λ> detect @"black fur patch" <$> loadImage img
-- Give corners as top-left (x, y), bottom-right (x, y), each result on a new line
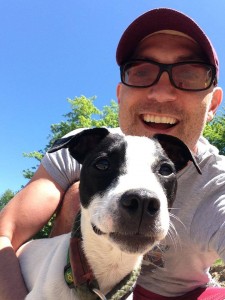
top-left (79, 133), bottom-right (126, 208)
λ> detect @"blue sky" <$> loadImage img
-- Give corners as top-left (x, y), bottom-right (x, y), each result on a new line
top-left (1, 0), bottom-right (225, 195)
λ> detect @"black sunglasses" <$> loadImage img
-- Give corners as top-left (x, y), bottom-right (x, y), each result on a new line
top-left (120, 59), bottom-right (217, 91)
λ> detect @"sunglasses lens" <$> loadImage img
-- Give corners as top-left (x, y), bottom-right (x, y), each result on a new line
top-left (172, 63), bottom-right (214, 90)
top-left (122, 61), bottom-right (159, 87)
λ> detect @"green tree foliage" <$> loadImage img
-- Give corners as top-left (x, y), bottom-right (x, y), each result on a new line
top-left (23, 95), bottom-right (119, 179)
top-left (203, 109), bottom-right (225, 155)
top-left (48, 95), bottom-right (119, 145)
top-left (0, 189), bottom-right (15, 210)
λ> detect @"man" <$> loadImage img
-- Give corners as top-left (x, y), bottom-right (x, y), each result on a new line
top-left (0, 7), bottom-right (224, 300)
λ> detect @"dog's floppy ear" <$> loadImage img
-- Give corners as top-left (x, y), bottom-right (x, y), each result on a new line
top-left (154, 134), bottom-right (201, 174)
top-left (48, 128), bottom-right (110, 164)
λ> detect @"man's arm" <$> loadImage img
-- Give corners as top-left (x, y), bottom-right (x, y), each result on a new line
top-left (0, 164), bottom-right (65, 300)
top-left (50, 181), bottom-right (80, 237)
top-left (0, 238), bottom-right (28, 300)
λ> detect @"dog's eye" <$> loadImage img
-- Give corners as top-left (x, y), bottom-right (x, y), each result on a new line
top-left (158, 163), bottom-right (174, 176)
top-left (95, 159), bottom-right (110, 171)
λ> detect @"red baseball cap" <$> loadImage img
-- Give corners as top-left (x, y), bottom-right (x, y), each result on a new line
top-left (116, 8), bottom-right (219, 78)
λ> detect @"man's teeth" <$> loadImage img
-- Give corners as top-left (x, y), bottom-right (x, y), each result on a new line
top-left (143, 115), bottom-right (176, 124)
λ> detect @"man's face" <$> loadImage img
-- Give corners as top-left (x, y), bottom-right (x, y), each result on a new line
top-left (117, 33), bottom-right (222, 152)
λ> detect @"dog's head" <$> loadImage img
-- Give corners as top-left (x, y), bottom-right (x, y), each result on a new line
top-left (49, 128), bottom-right (201, 254)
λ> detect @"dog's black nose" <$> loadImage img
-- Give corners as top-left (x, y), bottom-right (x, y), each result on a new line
top-left (120, 189), bottom-right (160, 217)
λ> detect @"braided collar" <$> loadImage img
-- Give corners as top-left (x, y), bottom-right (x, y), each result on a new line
top-left (64, 212), bottom-right (140, 299)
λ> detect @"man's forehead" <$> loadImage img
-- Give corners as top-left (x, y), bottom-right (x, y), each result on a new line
top-left (141, 30), bottom-right (197, 44)
top-left (133, 31), bottom-right (207, 62)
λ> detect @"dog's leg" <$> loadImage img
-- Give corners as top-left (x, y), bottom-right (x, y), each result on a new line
top-left (50, 182), bottom-right (80, 237)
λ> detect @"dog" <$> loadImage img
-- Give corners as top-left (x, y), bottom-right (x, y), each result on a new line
top-left (17, 128), bottom-right (201, 299)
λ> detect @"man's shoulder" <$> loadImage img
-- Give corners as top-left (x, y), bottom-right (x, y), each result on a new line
top-left (197, 136), bottom-right (225, 168)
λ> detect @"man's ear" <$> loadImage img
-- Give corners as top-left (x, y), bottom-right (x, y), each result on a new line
top-left (207, 87), bottom-right (223, 122)
top-left (48, 128), bottom-right (110, 164)
top-left (154, 134), bottom-right (202, 174)
top-left (117, 83), bottom-right (122, 104)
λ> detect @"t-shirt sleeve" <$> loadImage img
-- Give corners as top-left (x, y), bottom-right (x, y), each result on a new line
top-left (41, 147), bottom-right (80, 191)
top-left (191, 191), bottom-right (225, 260)
top-left (207, 194), bottom-right (225, 260)
top-left (40, 127), bottom-right (86, 192)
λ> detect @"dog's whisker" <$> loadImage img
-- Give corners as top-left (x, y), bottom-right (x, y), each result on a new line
top-left (153, 244), bottom-right (163, 252)
top-left (169, 213), bottom-right (186, 229)
top-left (167, 213), bottom-right (185, 251)
top-left (167, 222), bottom-right (180, 251)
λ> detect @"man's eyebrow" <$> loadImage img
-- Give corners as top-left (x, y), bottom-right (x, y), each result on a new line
top-left (176, 54), bottom-right (206, 62)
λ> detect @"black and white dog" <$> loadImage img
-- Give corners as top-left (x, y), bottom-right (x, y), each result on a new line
top-left (17, 128), bottom-right (201, 299)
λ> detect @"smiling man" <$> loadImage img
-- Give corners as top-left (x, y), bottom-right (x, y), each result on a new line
top-left (116, 11), bottom-right (220, 153)
top-left (0, 7), bottom-right (225, 300)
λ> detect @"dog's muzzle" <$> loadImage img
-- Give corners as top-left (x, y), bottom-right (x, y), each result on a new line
top-left (91, 189), bottom-right (167, 253)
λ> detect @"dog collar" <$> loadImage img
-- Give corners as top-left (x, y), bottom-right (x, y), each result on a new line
top-left (64, 212), bottom-right (140, 299)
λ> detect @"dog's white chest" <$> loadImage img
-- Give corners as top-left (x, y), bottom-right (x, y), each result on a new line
top-left (18, 233), bottom-right (77, 299)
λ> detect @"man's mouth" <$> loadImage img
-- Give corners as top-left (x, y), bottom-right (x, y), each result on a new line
top-left (142, 114), bottom-right (178, 130)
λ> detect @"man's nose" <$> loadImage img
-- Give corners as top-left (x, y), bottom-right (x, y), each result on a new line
top-left (147, 71), bottom-right (177, 102)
